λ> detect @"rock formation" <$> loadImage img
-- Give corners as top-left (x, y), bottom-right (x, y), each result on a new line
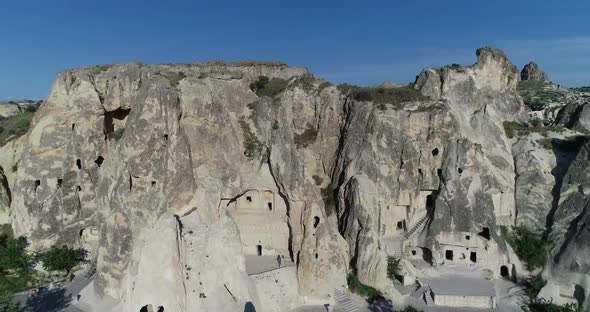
top-left (521, 62), bottom-right (549, 82)
top-left (0, 48), bottom-right (588, 311)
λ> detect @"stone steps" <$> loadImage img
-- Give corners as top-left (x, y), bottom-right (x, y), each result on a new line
top-left (404, 215), bottom-right (429, 239)
top-left (334, 288), bottom-right (359, 312)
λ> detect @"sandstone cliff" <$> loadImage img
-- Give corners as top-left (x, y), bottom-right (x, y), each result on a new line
top-left (0, 48), bottom-right (588, 311)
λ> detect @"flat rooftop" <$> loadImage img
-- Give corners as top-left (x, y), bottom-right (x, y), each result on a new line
top-left (425, 277), bottom-right (495, 297)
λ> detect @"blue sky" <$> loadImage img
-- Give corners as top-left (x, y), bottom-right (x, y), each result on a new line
top-left (1, 0), bottom-right (589, 100)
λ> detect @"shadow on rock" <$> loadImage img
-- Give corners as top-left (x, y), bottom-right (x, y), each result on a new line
top-left (244, 301), bottom-right (257, 312)
top-left (25, 287), bottom-right (73, 312)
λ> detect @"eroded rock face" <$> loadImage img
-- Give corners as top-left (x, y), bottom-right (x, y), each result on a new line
top-left (1, 48), bottom-right (588, 311)
top-left (521, 62), bottom-right (549, 82)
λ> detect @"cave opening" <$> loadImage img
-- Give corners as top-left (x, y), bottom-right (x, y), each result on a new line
top-left (397, 221), bottom-right (403, 230)
top-left (426, 195), bottom-right (433, 209)
top-left (151, 181), bottom-right (156, 187)
top-left (76, 159), bottom-right (81, 170)
top-left (103, 108), bottom-right (131, 136)
top-left (95, 156), bottom-right (104, 167)
top-left (458, 168), bottom-right (463, 174)
top-left (500, 265), bottom-right (509, 278)
top-left (445, 250), bottom-right (453, 261)
top-left (478, 227), bottom-right (491, 240)
top-left (432, 148), bottom-right (439, 156)
top-left (470, 252), bottom-right (477, 263)
top-left (267, 202), bottom-right (272, 211)
top-left (574, 285), bottom-right (586, 306)
top-left (34, 180), bottom-right (40, 192)
top-left (313, 216), bottom-right (320, 228)
top-left (164, 134), bottom-right (169, 141)
top-left (246, 196), bottom-right (252, 202)
top-left (57, 178), bottom-right (63, 187)
top-left (257, 245), bottom-right (262, 256)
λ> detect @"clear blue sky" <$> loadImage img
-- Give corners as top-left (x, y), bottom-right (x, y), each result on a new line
top-left (1, 0), bottom-right (589, 100)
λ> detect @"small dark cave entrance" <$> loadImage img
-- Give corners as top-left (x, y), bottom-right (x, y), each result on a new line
top-left (445, 250), bottom-right (453, 261)
top-left (478, 227), bottom-right (490, 240)
top-left (257, 245), bottom-right (262, 256)
top-left (431, 148), bottom-right (439, 156)
top-left (420, 247), bottom-right (433, 264)
top-left (470, 252), bottom-right (477, 263)
top-left (95, 156), bottom-right (104, 167)
top-left (104, 108), bottom-right (130, 135)
top-left (574, 285), bottom-right (586, 306)
top-left (313, 216), bottom-right (320, 228)
top-left (500, 265), bottom-right (510, 278)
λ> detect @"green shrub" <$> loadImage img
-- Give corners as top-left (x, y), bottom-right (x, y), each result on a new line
top-left (250, 76), bottom-right (288, 97)
top-left (0, 235), bottom-right (35, 295)
top-left (387, 257), bottom-right (402, 282)
top-left (90, 65), bottom-right (112, 76)
top-left (108, 128), bottom-right (125, 141)
top-left (337, 84), bottom-right (427, 109)
top-left (503, 225), bottom-right (549, 271)
top-left (238, 117), bottom-right (263, 160)
top-left (24, 105), bottom-right (37, 113)
top-left (575, 86), bottom-right (590, 92)
top-left (41, 245), bottom-right (86, 273)
top-left (294, 123), bottom-right (318, 148)
top-left (522, 298), bottom-right (580, 312)
top-left (0, 294), bottom-right (28, 312)
top-left (163, 71), bottom-right (187, 87)
top-left (503, 121), bottom-right (564, 138)
top-left (523, 274), bottom-right (547, 299)
top-left (347, 273), bottom-right (382, 300)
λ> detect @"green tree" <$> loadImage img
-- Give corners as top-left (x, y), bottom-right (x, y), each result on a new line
top-left (522, 298), bottom-right (580, 312)
top-left (503, 225), bottom-right (549, 271)
top-left (387, 257), bottom-right (402, 282)
top-left (41, 246), bottom-right (85, 273)
top-left (0, 294), bottom-right (28, 312)
top-left (0, 236), bottom-right (31, 273)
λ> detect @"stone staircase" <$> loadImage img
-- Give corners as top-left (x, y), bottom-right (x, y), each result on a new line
top-left (386, 239), bottom-right (404, 258)
top-left (403, 215), bottom-right (429, 239)
top-left (334, 288), bottom-right (359, 312)
top-left (410, 285), bottom-right (434, 305)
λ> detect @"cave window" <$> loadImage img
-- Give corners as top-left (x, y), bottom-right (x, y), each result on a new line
top-left (34, 180), bottom-right (40, 191)
top-left (267, 202), bottom-right (272, 211)
top-left (437, 169), bottom-right (442, 178)
top-left (315, 253), bottom-right (318, 259)
top-left (418, 168), bottom-right (422, 175)
top-left (57, 178), bottom-right (63, 187)
top-left (313, 216), bottom-right (320, 228)
top-left (465, 235), bottom-right (470, 240)
top-left (574, 285), bottom-right (585, 306)
top-left (426, 195), bottom-right (433, 209)
top-left (411, 250), bottom-right (417, 256)
top-left (139, 305), bottom-right (151, 312)
top-left (431, 148), bottom-right (439, 156)
top-left (445, 250), bottom-right (453, 261)
top-left (157, 306), bottom-right (164, 312)
top-left (76, 185), bottom-right (82, 192)
top-left (151, 181), bottom-right (156, 187)
top-left (246, 196), bottom-right (252, 203)
top-left (397, 221), bottom-right (403, 230)
top-left (76, 159), bottom-right (81, 170)
top-left (104, 108), bottom-right (130, 135)
top-left (95, 156), bottom-right (104, 167)
top-left (79, 229), bottom-right (84, 238)
top-left (257, 245), bottom-right (262, 256)
top-left (72, 123), bottom-right (75, 131)
top-left (164, 134), bottom-right (169, 141)
top-left (470, 252), bottom-right (477, 263)
top-left (458, 168), bottom-right (463, 174)
top-left (500, 265), bottom-right (509, 278)
top-left (478, 227), bottom-right (490, 240)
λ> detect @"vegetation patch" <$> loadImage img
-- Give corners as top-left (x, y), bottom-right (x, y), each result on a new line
top-left (337, 84), bottom-right (428, 109)
top-left (107, 128), bottom-right (125, 141)
top-left (250, 76), bottom-right (288, 97)
top-left (90, 65), bottom-right (112, 76)
top-left (518, 81), bottom-right (565, 111)
top-left (395, 307), bottom-right (424, 312)
top-left (347, 273), bottom-right (382, 301)
top-left (386, 257), bottom-right (402, 282)
top-left (502, 225), bottom-right (550, 271)
top-left (502, 121), bottom-right (564, 139)
top-left (321, 185), bottom-right (336, 216)
top-left (238, 117), bottom-right (263, 160)
top-left (574, 86), bottom-right (590, 92)
top-left (0, 111), bottom-right (35, 147)
top-left (294, 123), bottom-right (318, 148)
top-left (522, 298), bottom-right (580, 312)
top-left (41, 245), bottom-right (86, 274)
top-left (163, 71), bottom-right (187, 87)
